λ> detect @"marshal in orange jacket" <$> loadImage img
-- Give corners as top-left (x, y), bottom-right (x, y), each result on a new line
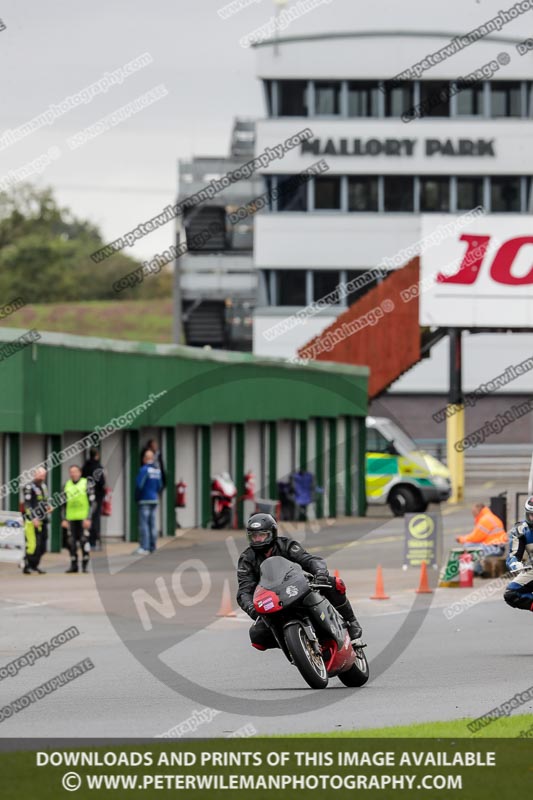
top-left (457, 506), bottom-right (507, 545)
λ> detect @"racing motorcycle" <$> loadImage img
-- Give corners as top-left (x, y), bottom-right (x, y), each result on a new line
top-left (211, 472), bottom-right (237, 529)
top-left (253, 556), bottom-right (369, 689)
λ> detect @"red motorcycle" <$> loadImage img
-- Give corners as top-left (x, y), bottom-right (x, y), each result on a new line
top-left (211, 472), bottom-right (237, 529)
top-left (253, 556), bottom-right (369, 689)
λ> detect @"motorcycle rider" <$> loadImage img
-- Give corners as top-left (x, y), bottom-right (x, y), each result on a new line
top-left (236, 513), bottom-right (363, 650)
top-left (504, 496), bottom-right (533, 611)
top-left (22, 467), bottom-right (51, 574)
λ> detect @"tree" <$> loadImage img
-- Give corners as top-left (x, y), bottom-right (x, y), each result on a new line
top-left (0, 184), bottom-right (171, 302)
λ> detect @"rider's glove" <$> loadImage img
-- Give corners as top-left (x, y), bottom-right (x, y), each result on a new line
top-left (334, 576), bottom-right (346, 594)
top-left (246, 603), bottom-right (259, 620)
top-left (314, 570), bottom-right (330, 586)
top-left (509, 561), bottom-right (523, 573)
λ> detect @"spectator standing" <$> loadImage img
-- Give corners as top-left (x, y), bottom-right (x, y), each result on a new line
top-left (141, 439), bottom-right (166, 488)
top-left (82, 447), bottom-right (106, 550)
top-left (134, 449), bottom-right (163, 554)
top-left (62, 465), bottom-right (96, 574)
top-left (22, 467), bottom-right (51, 575)
top-left (290, 469), bottom-right (316, 521)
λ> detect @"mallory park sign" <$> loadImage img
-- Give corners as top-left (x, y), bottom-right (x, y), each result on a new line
top-left (301, 137), bottom-right (496, 157)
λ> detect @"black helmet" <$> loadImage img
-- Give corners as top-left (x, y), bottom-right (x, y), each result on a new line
top-left (246, 513), bottom-right (278, 552)
top-left (525, 496), bottom-right (533, 526)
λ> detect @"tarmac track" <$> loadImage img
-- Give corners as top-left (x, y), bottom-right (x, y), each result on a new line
top-left (0, 481), bottom-right (531, 738)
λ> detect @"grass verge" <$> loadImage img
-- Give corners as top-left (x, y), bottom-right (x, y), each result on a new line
top-left (284, 714), bottom-right (533, 738)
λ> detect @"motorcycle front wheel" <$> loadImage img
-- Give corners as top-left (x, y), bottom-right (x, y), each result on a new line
top-left (284, 623), bottom-right (328, 689)
top-left (337, 645), bottom-right (369, 687)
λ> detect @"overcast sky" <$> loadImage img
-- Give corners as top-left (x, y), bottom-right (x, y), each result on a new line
top-left (0, 0), bottom-right (523, 260)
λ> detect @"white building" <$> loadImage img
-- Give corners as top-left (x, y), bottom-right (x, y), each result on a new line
top-left (250, 5), bottom-right (533, 437)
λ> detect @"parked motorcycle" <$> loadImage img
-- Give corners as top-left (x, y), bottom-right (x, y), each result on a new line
top-left (253, 556), bottom-right (369, 689)
top-left (211, 472), bottom-right (237, 529)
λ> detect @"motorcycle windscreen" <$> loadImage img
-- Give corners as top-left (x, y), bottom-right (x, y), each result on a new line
top-left (259, 556), bottom-right (302, 588)
top-left (258, 556), bottom-right (310, 603)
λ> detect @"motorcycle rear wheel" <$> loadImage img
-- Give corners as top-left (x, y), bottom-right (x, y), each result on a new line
top-left (284, 623), bottom-right (328, 689)
top-left (338, 645), bottom-right (369, 687)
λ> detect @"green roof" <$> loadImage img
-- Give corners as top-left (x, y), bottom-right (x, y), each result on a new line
top-left (0, 329), bottom-right (368, 433)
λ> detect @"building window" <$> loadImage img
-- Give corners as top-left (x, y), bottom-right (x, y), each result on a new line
top-left (527, 82), bottom-right (533, 117)
top-left (269, 174), bottom-right (530, 214)
top-left (384, 82), bottom-right (414, 117)
top-left (313, 271), bottom-right (341, 304)
top-left (264, 80), bottom-right (274, 116)
top-left (276, 175), bottom-right (308, 211)
top-left (345, 270), bottom-right (381, 306)
top-left (420, 177), bottom-right (450, 212)
top-left (455, 82), bottom-right (484, 116)
top-left (278, 80), bottom-right (309, 116)
top-left (347, 81), bottom-right (380, 116)
top-left (526, 177), bottom-right (533, 213)
top-left (348, 176), bottom-right (378, 211)
top-left (314, 176), bottom-right (341, 210)
top-left (315, 81), bottom-right (341, 115)
top-left (491, 177), bottom-right (521, 212)
top-left (263, 175), bottom-right (276, 211)
top-left (419, 81), bottom-right (451, 117)
top-left (259, 270), bottom-right (274, 305)
top-left (277, 270), bottom-right (306, 306)
top-left (456, 177), bottom-right (484, 211)
top-left (491, 82), bottom-right (521, 117)
top-left (384, 176), bottom-right (414, 211)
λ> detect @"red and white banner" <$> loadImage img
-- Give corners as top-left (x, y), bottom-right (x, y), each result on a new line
top-left (420, 215), bottom-right (533, 327)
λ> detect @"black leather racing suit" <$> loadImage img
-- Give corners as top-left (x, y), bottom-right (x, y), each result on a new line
top-left (23, 480), bottom-right (49, 571)
top-left (236, 536), bottom-right (359, 649)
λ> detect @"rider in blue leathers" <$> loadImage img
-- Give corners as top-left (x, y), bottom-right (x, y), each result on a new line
top-left (504, 497), bottom-right (533, 611)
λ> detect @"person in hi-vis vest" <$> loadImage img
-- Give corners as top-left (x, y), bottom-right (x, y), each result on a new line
top-left (61, 465), bottom-right (96, 573)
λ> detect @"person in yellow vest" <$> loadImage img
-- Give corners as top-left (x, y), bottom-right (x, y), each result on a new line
top-left (456, 502), bottom-right (508, 575)
top-left (61, 465), bottom-right (96, 574)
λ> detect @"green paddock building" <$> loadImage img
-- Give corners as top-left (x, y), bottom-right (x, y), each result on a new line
top-left (0, 329), bottom-right (368, 551)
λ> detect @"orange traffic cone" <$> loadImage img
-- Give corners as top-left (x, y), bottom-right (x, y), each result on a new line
top-left (216, 579), bottom-right (237, 617)
top-left (333, 569), bottom-right (340, 579)
top-left (370, 565), bottom-right (390, 600)
top-left (415, 561), bottom-right (433, 594)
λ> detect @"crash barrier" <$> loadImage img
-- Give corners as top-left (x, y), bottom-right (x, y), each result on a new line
top-left (438, 546), bottom-right (484, 587)
top-left (414, 441), bottom-right (531, 481)
top-left (464, 444), bottom-right (531, 481)
top-left (0, 510), bottom-right (25, 563)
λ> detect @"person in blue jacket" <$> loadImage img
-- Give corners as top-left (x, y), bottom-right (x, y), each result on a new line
top-left (290, 469), bottom-right (316, 521)
top-left (133, 449), bottom-right (163, 554)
